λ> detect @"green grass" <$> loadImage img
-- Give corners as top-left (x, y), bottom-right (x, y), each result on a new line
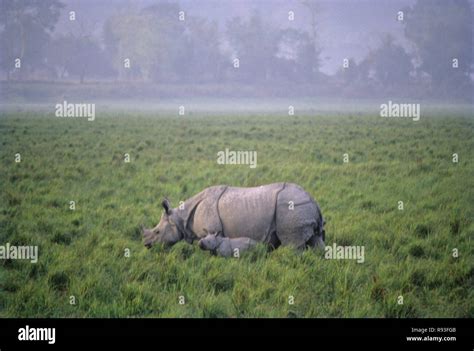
top-left (0, 109), bottom-right (473, 317)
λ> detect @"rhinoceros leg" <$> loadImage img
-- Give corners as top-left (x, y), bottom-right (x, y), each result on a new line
top-left (275, 184), bottom-right (319, 250)
top-left (267, 231), bottom-right (281, 250)
top-left (306, 230), bottom-right (325, 249)
top-left (280, 224), bottom-right (315, 250)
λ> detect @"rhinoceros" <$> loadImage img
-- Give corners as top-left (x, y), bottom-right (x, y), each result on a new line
top-left (198, 233), bottom-right (258, 257)
top-left (142, 182), bottom-right (325, 250)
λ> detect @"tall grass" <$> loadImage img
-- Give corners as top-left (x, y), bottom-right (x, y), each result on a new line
top-left (0, 110), bottom-right (472, 317)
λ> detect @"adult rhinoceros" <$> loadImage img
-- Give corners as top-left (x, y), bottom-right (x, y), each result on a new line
top-left (142, 182), bottom-right (325, 250)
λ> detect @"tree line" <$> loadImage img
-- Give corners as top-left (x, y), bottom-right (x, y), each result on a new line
top-left (0, 0), bottom-right (472, 99)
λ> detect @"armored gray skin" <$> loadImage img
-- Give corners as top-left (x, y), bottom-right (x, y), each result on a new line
top-left (198, 233), bottom-right (258, 257)
top-left (142, 182), bottom-right (325, 250)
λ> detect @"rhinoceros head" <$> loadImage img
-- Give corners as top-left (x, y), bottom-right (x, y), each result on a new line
top-left (143, 199), bottom-right (183, 248)
top-left (198, 233), bottom-right (222, 251)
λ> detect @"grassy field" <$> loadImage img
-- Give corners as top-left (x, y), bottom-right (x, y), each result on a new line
top-left (0, 107), bottom-right (473, 317)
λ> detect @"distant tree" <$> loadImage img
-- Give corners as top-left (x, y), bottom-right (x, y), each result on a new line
top-left (48, 17), bottom-right (115, 83)
top-left (335, 36), bottom-right (413, 97)
top-left (299, 0), bottom-right (323, 81)
top-left (368, 34), bottom-right (413, 89)
top-left (104, 11), bottom-right (167, 81)
top-left (226, 11), bottom-right (280, 83)
top-left (404, 0), bottom-right (473, 95)
top-left (144, 3), bottom-right (184, 83)
top-left (172, 17), bottom-right (226, 83)
top-left (334, 58), bottom-right (361, 85)
top-left (276, 28), bottom-right (321, 83)
top-left (0, 0), bottom-right (63, 80)
top-left (46, 35), bottom-right (75, 80)
top-left (48, 34), bottom-right (114, 83)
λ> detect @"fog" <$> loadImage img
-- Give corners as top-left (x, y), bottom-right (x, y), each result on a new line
top-left (0, 0), bottom-right (473, 108)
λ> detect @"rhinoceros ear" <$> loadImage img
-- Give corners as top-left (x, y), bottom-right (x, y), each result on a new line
top-left (162, 198), bottom-right (171, 215)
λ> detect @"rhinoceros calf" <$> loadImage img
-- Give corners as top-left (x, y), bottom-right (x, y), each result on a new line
top-left (198, 233), bottom-right (257, 257)
top-left (142, 182), bottom-right (325, 250)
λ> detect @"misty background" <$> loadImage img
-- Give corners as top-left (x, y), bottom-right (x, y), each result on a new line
top-left (0, 0), bottom-right (473, 105)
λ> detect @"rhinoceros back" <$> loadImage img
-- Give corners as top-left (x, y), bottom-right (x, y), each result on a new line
top-left (217, 183), bottom-right (285, 242)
